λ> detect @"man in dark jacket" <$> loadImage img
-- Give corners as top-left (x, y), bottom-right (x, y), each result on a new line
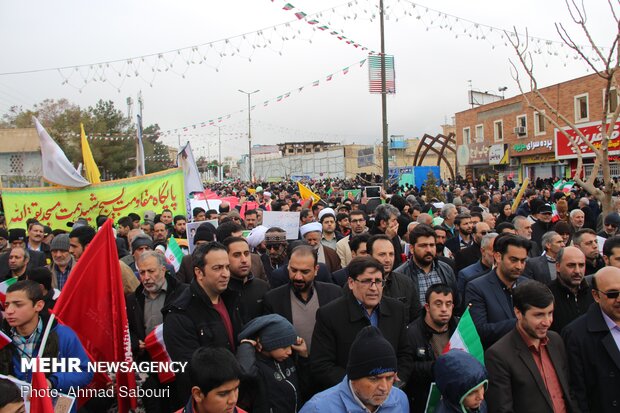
top-left (454, 222), bottom-right (490, 273)
top-left (522, 231), bottom-right (564, 284)
top-left (405, 284), bottom-right (458, 413)
top-left (457, 233), bottom-right (497, 301)
top-left (562, 266), bottom-right (620, 413)
top-left (394, 225), bottom-right (458, 319)
top-left (369, 204), bottom-right (404, 271)
top-left (530, 203), bottom-right (554, 250)
top-left (486, 281), bottom-right (579, 413)
top-left (222, 237), bottom-right (270, 324)
top-left (163, 242), bottom-right (242, 408)
top-left (126, 251), bottom-right (188, 412)
top-left (465, 234), bottom-right (530, 348)
top-left (310, 256), bottom-right (413, 391)
top-left (369, 234), bottom-right (417, 322)
top-left (548, 246), bottom-right (593, 332)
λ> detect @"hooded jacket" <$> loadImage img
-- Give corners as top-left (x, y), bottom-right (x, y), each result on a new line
top-left (433, 350), bottom-right (488, 413)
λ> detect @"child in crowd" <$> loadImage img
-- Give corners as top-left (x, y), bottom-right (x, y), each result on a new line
top-left (433, 350), bottom-right (488, 413)
top-left (236, 314), bottom-right (308, 413)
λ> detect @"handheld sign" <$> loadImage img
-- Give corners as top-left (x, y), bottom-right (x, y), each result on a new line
top-left (261, 211), bottom-right (301, 240)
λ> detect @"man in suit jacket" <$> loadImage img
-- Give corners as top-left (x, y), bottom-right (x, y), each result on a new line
top-left (456, 233), bottom-right (497, 307)
top-left (310, 256), bottom-right (413, 392)
top-left (444, 213), bottom-right (474, 257)
top-left (263, 244), bottom-right (342, 402)
top-left (522, 231), bottom-right (565, 284)
top-left (486, 281), bottom-right (579, 412)
top-left (453, 222), bottom-right (490, 273)
top-left (562, 266), bottom-right (620, 413)
top-left (465, 234), bottom-right (531, 348)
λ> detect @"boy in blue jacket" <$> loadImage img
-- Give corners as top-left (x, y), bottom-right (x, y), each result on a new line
top-left (0, 280), bottom-right (93, 412)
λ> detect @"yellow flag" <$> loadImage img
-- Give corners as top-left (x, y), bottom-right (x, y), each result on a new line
top-left (80, 123), bottom-right (101, 184)
top-left (298, 182), bottom-right (321, 205)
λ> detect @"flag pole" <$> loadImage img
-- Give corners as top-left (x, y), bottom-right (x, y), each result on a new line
top-left (37, 313), bottom-right (56, 357)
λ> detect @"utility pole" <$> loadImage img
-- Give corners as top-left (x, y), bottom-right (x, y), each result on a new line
top-left (218, 126), bottom-right (222, 181)
top-left (379, 0), bottom-right (389, 191)
top-left (239, 89), bottom-right (259, 182)
top-left (137, 91), bottom-right (144, 121)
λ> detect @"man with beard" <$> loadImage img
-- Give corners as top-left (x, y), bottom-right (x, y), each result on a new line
top-left (457, 233), bottom-right (497, 302)
top-left (299, 222), bottom-right (341, 273)
top-left (573, 228), bottom-right (605, 275)
top-left (49, 234), bottom-right (74, 290)
top-left (223, 237), bottom-right (270, 324)
top-left (4, 246), bottom-right (29, 281)
top-left (171, 215), bottom-right (187, 239)
top-left (153, 222), bottom-right (168, 243)
top-left (260, 227), bottom-right (290, 286)
top-left (513, 215), bottom-right (541, 258)
top-left (263, 245), bottom-right (341, 400)
top-left (395, 225), bottom-right (458, 319)
top-left (336, 210), bottom-right (368, 267)
top-left (548, 246), bottom-right (593, 332)
top-left (405, 284), bottom-right (458, 413)
top-left (126, 251), bottom-right (187, 412)
top-left (486, 281), bottom-right (578, 412)
top-left (454, 222), bottom-right (490, 273)
top-left (465, 234), bottom-right (531, 348)
top-left (444, 214), bottom-right (474, 257)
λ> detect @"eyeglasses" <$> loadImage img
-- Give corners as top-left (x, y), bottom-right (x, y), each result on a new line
top-left (354, 278), bottom-right (385, 287)
top-left (266, 243), bottom-right (285, 251)
top-left (595, 289), bottom-right (620, 300)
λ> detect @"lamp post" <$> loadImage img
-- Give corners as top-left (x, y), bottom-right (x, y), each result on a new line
top-left (379, 0), bottom-right (389, 191)
top-left (239, 89), bottom-right (260, 182)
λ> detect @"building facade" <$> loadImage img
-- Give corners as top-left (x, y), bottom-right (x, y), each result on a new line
top-left (455, 73), bottom-right (617, 183)
top-left (0, 128), bottom-right (43, 187)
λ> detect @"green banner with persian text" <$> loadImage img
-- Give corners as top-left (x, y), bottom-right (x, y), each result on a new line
top-left (2, 168), bottom-right (186, 229)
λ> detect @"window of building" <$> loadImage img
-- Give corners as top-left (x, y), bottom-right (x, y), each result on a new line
top-left (463, 127), bottom-right (471, 144)
top-left (515, 115), bottom-right (527, 138)
top-left (574, 93), bottom-right (589, 122)
top-left (605, 88), bottom-right (618, 115)
top-left (534, 111), bottom-right (546, 136)
top-left (475, 124), bottom-right (484, 142)
top-left (493, 120), bottom-right (504, 142)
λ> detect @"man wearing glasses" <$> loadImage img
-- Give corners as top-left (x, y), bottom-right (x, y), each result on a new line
top-left (260, 227), bottom-right (289, 285)
top-left (310, 256), bottom-right (413, 392)
top-left (598, 212), bottom-right (620, 239)
top-left (562, 266), bottom-right (620, 413)
top-left (454, 222), bottom-right (491, 273)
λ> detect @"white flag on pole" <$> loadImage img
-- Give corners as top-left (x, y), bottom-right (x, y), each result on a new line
top-left (33, 116), bottom-right (91, 188)
top-left (178, 141), bottom-right (203, 194)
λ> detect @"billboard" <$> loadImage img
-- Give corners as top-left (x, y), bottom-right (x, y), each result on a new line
top-left (555, 120), bottom-right (620, 159)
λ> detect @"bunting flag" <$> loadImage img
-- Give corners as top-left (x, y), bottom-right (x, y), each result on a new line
top-left (442, 307), bottom-right (484, 365)
top-left (165, 237), bottom-right (185, 272)
top-left (0, 277), bottom-right (17, 304)
top-left (326, 74), bottom-right (333, 81)
top-left (136, 114), bottom-right (146, 176)
top-left (312, 80), bottom-right (319, 87)
top-left (294, 11), bottom-right (307, 19)
top-left (343, 67), bottom-right (350, 74)
top-left (33, 116), bottom-right (91, 188)
top-left (282, 3), bottom-right (294, 10)
top-left (297, 182), bottom-right (321, 205)
top-left (80, 123), bottom-right (101, 184)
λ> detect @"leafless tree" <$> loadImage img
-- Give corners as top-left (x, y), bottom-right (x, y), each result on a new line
top-left (508, 0), bottom-right (619, 214)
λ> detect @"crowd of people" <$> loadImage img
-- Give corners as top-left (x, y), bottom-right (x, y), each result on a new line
top-left (0, 174), bottom-right (619, 413)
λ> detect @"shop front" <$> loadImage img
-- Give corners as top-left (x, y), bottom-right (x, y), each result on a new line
top-left (510, 138), bottom-right (557, 181)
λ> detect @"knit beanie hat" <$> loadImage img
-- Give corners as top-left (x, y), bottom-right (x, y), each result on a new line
top-left (238, 314), bottom-right (297, 351)
top-left (346, 326), bottom-right (397, 380)
top-left (50, 234), bottom-right (70, 251)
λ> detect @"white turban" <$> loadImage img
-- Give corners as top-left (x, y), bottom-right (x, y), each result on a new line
top-left (300, 222), bottom-right (323, 238)
top-left (246, 225), bottom-right (268, 250)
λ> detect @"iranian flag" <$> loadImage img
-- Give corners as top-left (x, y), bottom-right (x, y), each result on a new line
top-left (165, 237), bottom-right (184, 272)
top-left (144, 324), bottom-right (175, 384)
top-left (553, 180), bottom-right (574, 194)
top-left (442, 307), bottom-right (484, 365)
top-left (0, 330), bottom-right (10, 350)
top-left (282, 3), bottom-right (294, 10)
top-left (0, 277), bottom-right (17, 304)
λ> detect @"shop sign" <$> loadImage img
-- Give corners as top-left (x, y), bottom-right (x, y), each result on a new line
top-left (489, 144), bottom-right (508, 165)
top-left (520, 153), bottom-right (557, 165)
top-left (456, 142), bottom-right (489, 166)
top-left (555, 120), bottom-right (620, 159)
top-left (512, 139), bottom-right (553, 154)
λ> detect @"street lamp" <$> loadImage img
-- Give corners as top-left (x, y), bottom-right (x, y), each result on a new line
top-left (239, 89), bottom-right (260, 182)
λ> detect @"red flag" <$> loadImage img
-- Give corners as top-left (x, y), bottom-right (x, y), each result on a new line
top-left (144, 324), bottom-right (175, 384)
top-left (31, 358), bottom-right (55, 413)
top-left (53, 219), bottom-right (137, 412)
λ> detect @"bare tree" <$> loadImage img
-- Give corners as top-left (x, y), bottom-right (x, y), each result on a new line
top-left (508, 0), bottom-right (619, 214)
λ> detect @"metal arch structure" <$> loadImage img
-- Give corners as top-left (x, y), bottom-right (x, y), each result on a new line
top-left (412, 133), bottom-right (457, 180)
